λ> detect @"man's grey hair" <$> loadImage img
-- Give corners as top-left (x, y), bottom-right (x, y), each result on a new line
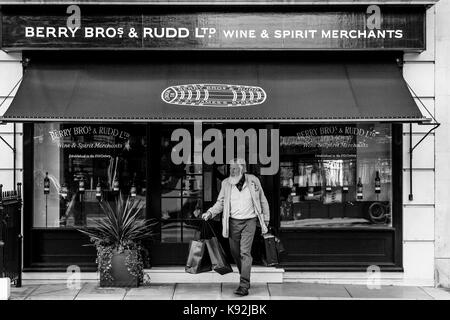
top-left (229, 158), bottom-right (247, 174)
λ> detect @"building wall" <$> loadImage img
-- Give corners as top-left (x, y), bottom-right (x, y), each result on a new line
top-left (402, 0), bottom-right (450, 288)
top-left (402, 5), bottom-right (436, 286)
top-left (434, 0), bottom-right (450, 288)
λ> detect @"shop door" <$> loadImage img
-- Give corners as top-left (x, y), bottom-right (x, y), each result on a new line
top-left (147, 123), bottom-right (230, 266)
top-left (146, 123), bottom-right (203, 265)
top-left (147, 123), bottom-right (275, 266)
top-left (202, 123), bottom-right (277, 265)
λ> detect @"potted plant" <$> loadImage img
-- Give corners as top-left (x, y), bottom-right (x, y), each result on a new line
top-left (78, 194), bottom-right (158, 287)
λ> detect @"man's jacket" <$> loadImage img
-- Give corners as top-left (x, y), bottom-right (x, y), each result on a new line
top-left (207, 174), bottom-right (270, 238)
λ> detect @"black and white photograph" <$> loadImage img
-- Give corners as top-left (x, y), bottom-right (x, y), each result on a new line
top-left (0, 0), bottom-right (449, 314)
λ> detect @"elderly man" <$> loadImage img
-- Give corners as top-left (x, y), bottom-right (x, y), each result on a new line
top-left (202, 158), bottom-right (270, 296)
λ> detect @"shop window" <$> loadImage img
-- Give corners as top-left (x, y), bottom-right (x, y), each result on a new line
top-left (279, 123), bottom-right (392, 228)
top-left (33, 123), bottom-right (147, 228)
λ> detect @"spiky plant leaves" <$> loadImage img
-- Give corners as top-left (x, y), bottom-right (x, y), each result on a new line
top-left (78, 193), bottom-right (158, 251)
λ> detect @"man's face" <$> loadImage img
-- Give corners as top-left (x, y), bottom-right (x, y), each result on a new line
top-left (230, 164), bottom-right (242, 177)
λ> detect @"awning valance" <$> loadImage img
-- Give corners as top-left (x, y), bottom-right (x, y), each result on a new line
top-left (2, 61), bottom-right (427, 123)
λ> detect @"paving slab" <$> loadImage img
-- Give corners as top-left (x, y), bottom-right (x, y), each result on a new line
top-left (221, 283), bottom-right (270, 300)
top-left (318, 297), bottom-right (355, 300)
top-left (270, 296), bottom-right (320, 300)
top-left (125, 284), bottom-right (175, 300)
top-left (268, 283), bottom-right (351, 299)
top-left (419, 287), bottom-right (450, 300)
top-left (10, 285), bottom-right (39, 300)
top-left (75, 283), bottom-right (127, 300)
top-left (26, 295), bottom-right (78, 300)
top-left (25, 284), bottom-right (81, 300)
top-left (12, 282), bottom-right (448, 300)
top-left (124, 295), bottom-right (169, 300)
top-left (173, 283), bottom-right (221, 300)
top-left (344, 285), bottom-right (434, 300)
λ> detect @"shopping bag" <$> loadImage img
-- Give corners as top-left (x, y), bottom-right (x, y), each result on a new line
top-left (205, 237), bottom-right (233, 275)
top-left (201, 221), bottom-right (232, 275)
top-left (185, 237), bottom-right (212, 274)
top-left (261, 233), bottom-right (279, 267)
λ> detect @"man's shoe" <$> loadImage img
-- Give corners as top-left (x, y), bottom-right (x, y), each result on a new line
top-left (234, 286), bottom-right (249, 296)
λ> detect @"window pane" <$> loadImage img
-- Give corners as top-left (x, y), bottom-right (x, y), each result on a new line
top-left (161, 189), bottom-right (182, 197)
top-left (280, 123), bottom-right (392, 228)
top-left (161, 174), bottom-right (182, 192)
top-left (182, 198), bottom-right (202, 220)
top-left (161, 221), bottom-right (182, 243)
top-left (182, 175), bottom-right (203, 197)
top-left (184, 164), bottom-right (202, 175)
top-left (182, 221), bottom-right (201, 243)
top-left (161, 198), bottom-right (181, 220)
top-left (33, 123), bottom-right (147, 228)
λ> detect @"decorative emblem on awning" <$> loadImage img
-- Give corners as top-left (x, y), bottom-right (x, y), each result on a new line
top-left (161, 84), bottom-right (266, 107)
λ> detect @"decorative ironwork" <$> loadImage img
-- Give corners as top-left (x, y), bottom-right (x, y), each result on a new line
top-left (0, 183), bottom-right (23, 287)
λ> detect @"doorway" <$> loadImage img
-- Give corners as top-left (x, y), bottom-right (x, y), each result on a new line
top-left (147, 123), bottom-right (276, 266)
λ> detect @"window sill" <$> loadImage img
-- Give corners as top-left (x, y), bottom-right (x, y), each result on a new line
top-left (279, 225), bottom-right (395, 231)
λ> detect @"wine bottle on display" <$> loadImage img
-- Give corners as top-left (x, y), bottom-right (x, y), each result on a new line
top-left (61, 183), bottom-right (68, 199)
top-left (342, 177), bottom-right (349, 193)
top-left (375, 171), bottom-right (381, 194)
top-left (96, 177), bottom-right (102, 200)
top-left (113, 177), bottom-right (120, 192)
top-left (357, 177), bottom-right (363, 200)
top-left (44, 172), bottom-right (50, 194)
top-left (130, 173), bottom-right (137, 197)
top-left (78, 179), bottom-right (85, 194)
top-left (307, 177), bottom-right (314, 198)
top-left (326, 172), bottom-right (332, 192)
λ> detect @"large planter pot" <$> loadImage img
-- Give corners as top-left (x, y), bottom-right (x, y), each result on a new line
top-left (100, 249), bottom-right (140, 288)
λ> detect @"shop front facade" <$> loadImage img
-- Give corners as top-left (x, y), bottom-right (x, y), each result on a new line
top-left (22, 118), bottom-right (402, 270)
top-left (1, 1), bottom-right (448, 286)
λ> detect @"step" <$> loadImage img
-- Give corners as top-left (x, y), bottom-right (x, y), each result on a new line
top-left (22, 272), bottom-right (99, 285)
top-left (283, 272), bottom-right (434, 287)
top-left (145, 266), bottom-right (284, 283)
top-left (21, 266), bottom-right (284, 285)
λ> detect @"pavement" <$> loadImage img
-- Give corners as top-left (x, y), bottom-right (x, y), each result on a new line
top-left (8, 282), bottom-right (450, 300)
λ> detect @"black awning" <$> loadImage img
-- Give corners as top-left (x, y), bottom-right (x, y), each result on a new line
top-left (2, 61), bottom-right (427, 122)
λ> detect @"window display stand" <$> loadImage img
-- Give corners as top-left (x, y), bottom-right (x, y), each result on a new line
top-left (45, 193), bottom-right (48, 227)
top-left (342, 191), bottom-right (346, 219)
top-left (60, 198), bottom-right (68, 227)
top-left (78, 193), bottom-right (84, 227)
top-left (59, 184), bottom-right (69, 227)
top-left (43, 172), bottom-right (50, 227)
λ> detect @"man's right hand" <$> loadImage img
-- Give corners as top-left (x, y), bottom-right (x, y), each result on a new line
top-left (202, 212), bottom-right (212, 221)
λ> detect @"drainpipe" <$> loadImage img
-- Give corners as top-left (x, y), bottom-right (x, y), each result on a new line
top-left (409, 123), bottom-right (413, 201)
